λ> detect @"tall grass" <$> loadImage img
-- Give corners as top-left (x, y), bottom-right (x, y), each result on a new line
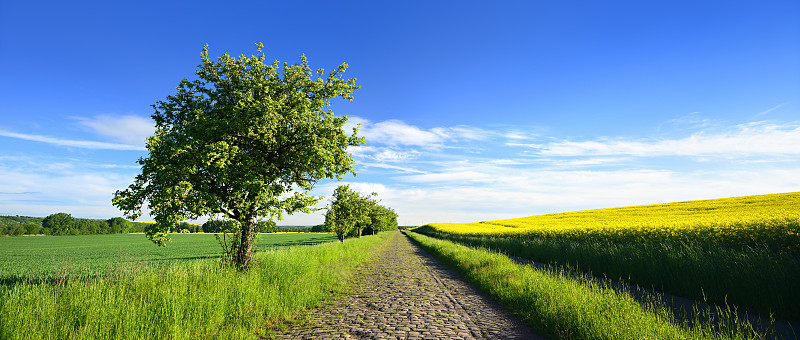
top-left (405, 231), bottom-right (766, 340)
top-left (0, 232), bottom-right (392, 339)
top-left (414, 226), bottom-right (800, 323)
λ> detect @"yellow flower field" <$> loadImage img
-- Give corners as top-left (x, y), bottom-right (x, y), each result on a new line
top-left (422, 192), bottom-right (800, 252)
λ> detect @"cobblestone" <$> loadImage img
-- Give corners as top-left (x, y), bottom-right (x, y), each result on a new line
top-left (277, 232), bottom-right (542, 339)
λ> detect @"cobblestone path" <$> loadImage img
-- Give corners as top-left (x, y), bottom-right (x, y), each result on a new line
top-left (277, 232), bottom-right (542, 339)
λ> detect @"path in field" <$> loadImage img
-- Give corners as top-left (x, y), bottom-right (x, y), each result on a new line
top-left (277, 232), bottom-right (542, 340)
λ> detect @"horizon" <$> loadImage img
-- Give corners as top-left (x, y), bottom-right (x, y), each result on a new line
top-left (2, 1), bottom-right (799, 226)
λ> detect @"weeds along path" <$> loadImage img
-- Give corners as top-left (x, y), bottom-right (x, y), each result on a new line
top-left (277, 232), bottom-right (541, 339)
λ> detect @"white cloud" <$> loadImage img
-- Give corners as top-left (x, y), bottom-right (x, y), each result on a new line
top-left (359, 162), bottom-right (426, 174)
top-left (538, 122), bottom-right (800, 158)
top-left (351, 146), bottom-right (420, 162)
top-left (76, 114), bottom-right (155, 146)
top-left (363, 119), bottom-right (444, 146)
top-left (0, 165), bottom-right (134, 218)
top-left (346, 117), bottom-right (500, 147)
top-left (0, 130), bottom-right (146, 151)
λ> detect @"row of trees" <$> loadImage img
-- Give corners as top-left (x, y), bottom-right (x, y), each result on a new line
top-left (1, 213), bottom-right (357, 236)
top-left (0, 213), bottom-right (137, 236)
top-left (324, 185), bottom-right (398, 242)
top-left (42, 213), bottom-right (133, 235)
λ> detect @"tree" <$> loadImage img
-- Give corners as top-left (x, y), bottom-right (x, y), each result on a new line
top-left (42, 213), bottom-right (75, 236)
top-left (113, 44), bottom-right (362, 269)
top-left (107, 217), bottom-right (130, 234)
top-left (256, 220), bottom-right (277, 233)
top-left (365, 205), bottom-right (398, 235)
top-left (324, 185), bottom-right (371, 242)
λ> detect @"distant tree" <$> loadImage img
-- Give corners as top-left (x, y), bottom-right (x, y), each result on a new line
top-left (201, 220), bottom-right (238, 233)
top-left (324, 185), bottom-right (371, 242)
top-left (172, 221), bottom-right (192, 233)
top-left (310, 224), bottom-right (325, 233)
top-left (364, 205), bottom-right (398, 235)
top-left (107, 217), bottom-right (130, 234)
top-left (42, 213), bottom-right (75, 236)
top-left (10, 224), bottom-right (24, 236)
top-left (112, 44), bottom-right (362, 269)
top-left (23, 223), bottom-right (40, 235)
top-left (256, 220), bottom-right (277, 233)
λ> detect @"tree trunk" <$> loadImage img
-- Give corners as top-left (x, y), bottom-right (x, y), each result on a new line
top-left (235, 217), bottom-right (256, 269)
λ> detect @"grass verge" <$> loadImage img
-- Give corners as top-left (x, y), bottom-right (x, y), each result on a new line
top-left (405, 231), bottom-right (767, 340)
top-left (0, 232), bottom-right (392, 339)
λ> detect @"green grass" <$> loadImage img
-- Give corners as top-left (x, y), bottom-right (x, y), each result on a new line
top-left (0, 233), bottom-right (337, 283)
top-left (0, 232), bottom-right (391, 339)
top-left (413, 226), bottom-right (800, 323)
top-left (405, 231), bottom-right (767, 340)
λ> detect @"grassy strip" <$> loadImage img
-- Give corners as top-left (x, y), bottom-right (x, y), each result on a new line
top-left (405, 231), bottom-right (764, 340)
top-left (413, 226), bottom-right (800, 323)
top-left (0, 232), bottom-right (392, 339)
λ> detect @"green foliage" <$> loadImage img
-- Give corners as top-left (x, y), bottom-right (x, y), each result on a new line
top-left (364, 204), bottom-right (398, 235)
top-left (106, 217), bottom-right (130, 234)
top-left (324, 185), bottom-right (398, 242)
top-left (113, 43), bottom-right (363, 269)
top-left (41, 213), bottom-right (75, 235)
top-left (324, 185), bottom-right (371, 242)
top-left (0, 216), bottom-right (44, 236)
top-left (256, 220), bottom-right (277, 233)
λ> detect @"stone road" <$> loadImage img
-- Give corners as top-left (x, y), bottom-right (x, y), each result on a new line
top-left (276, 232), bottom-right (542, 339)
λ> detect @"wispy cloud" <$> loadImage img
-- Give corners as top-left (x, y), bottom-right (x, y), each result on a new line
top-left (75, 114), bottom-right (155, 146)
top-left (0, 130), bottom-right (146, 151)
top-left (755, 103), bottom-right (787, 117)
top-left (351, 146), bottom-right (420, 162)
top-left (534, 122), bottom-right (800, 158)
top-left (347, 117), bottom-right (444, 146)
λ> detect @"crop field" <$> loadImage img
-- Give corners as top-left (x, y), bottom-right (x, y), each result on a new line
top-left (414, 192), bottom-right (800, 323)
top-left (0, 233), bottom-right (337, 283)
top-left (0, 232), bottom-right (385, 339)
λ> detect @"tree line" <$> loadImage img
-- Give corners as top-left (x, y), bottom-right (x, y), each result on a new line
top-left (325, 184), bottom-right (398, 242)
top-left (0, 214), bottom-right (142, 236)
top-left (0, 214), bottom-right (333, 236)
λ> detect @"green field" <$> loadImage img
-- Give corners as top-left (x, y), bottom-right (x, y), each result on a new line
top-left (0, 232), bottom-right (387, 339)
top-left (0, 233), bottom-right (337, 283)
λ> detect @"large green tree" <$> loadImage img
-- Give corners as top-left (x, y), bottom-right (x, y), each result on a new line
top-left (113, 44), bottom-right (362, 269)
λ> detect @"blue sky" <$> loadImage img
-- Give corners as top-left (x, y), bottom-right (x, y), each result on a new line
top-left (1, 0), bottom-right (799, 225)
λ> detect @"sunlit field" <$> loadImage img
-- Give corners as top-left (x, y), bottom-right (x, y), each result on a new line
top-left (0, 232), bottom-right (386, 339)
top-left (0, 233), bottom-right (337, 283)
top-left (415, 192), bottom-right (800, 323)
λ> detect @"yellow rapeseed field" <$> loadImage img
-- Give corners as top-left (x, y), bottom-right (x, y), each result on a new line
top-left (422, 192), bottom-right (800, 252)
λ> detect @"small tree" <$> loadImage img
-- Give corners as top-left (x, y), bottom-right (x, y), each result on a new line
top-left (365, 204), bottom-right (398, 235)
top-left (324, 185), bottom-right (370, 242)
top-left (113, 44), bottom-right (362, 269)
